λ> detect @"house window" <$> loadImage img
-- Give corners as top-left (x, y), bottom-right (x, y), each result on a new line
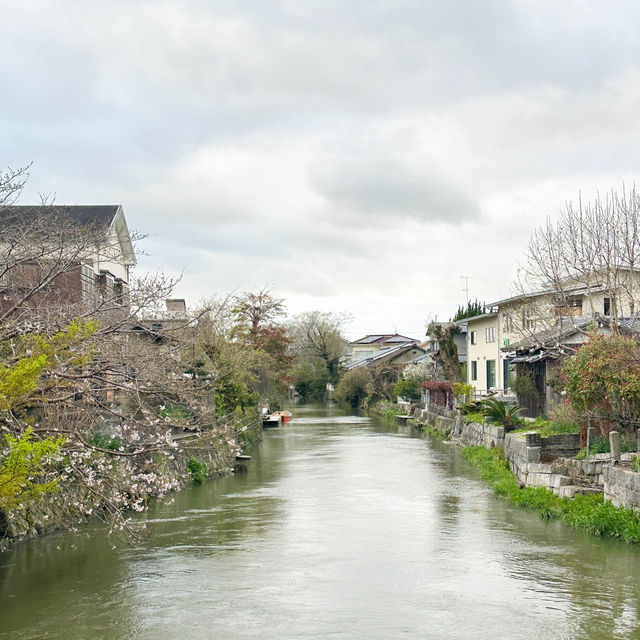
top-left (471, 361), bottom-right (477, 381)
top-left (521, 307), bottom-right (536, 331)
top-left (502, 314), bottom-right (514, 333)
top-left (470, 331), bottom-right (477, 345)
top-left (485, 327), bottom-right (496, 343)
top-left (604, 297), bottom-right (611, 315)
top-left (486, 359), bottom-right (496, 388)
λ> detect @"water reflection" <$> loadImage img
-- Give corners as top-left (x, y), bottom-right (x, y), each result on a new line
top-left (2, 404), bottom-right (640, 639)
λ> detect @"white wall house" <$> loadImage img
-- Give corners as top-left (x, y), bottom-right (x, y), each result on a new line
top-left (466, 312), bottom-right (513, 395)
top-left (467, 269), bottom-right (640, 395)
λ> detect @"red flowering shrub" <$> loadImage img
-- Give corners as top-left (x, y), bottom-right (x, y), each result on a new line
top-left (423, 381), bottom-right (454, 409)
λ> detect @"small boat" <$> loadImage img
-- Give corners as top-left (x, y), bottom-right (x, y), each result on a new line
top-left (262, 413), bottom-right (282, 428)
top-left (272, 410), bottom-right (292, 423)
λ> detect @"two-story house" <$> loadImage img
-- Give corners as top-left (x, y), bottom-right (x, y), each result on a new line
top-left (0, 205), bottom-right (136, 313)
top-left (465, 311), bottom-right (509, 395)
top-left (467, 270), bottom-right (640, 398)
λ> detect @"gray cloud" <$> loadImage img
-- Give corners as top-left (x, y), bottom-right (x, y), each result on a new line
top-left (311, 146), bottom-right (480, 224)
top-left (4, 0), bottom-right (640, 333)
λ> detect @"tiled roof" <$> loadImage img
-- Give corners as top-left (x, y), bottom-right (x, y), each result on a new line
top-left (0, 205), bottom-right (121, 230)
top-left (344, 343), bottom-right (426, 370)
top-left (351, 333), bottom-right (418, 345)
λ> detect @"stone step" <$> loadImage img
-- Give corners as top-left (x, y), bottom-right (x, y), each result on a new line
top-left (558, 485), bottom-right (603, 499)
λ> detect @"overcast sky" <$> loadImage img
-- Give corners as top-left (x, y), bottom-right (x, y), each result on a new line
top-left (4, 1), bottom-right (640, 339)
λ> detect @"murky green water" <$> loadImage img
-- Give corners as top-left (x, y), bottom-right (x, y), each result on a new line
top-left (2, 404), bottom-right (640, 639)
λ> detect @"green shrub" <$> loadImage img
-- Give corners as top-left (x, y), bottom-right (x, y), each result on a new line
top-left (459, 400), bottom-right (483, 415)
top-left (481, 398), bottom-right (524, 431)
top-left (381, 406), bottom-right (401, 422)
top-left (578, 434), bottom-right (637, 458)
top-left (187, 456), bottom-right (208, 484)
top-left (335, 368), bottom-right (370, 408)
top-left (0, 428), bottom-right (64, 511)
top-left (539, 421), bottom-right (580, 437)
top-left (462, 412), bottom-right (484, 424)
top-left (451, 382), bottom-right (474, 402)
top-left (158, 403), bottom-right (191, 420)
top-left (393, 378), bottom-right (422, 402)
top-left (420, 425), bottom-right (450, 440)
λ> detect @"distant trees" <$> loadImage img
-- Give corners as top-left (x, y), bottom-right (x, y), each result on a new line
top-left (194, 290), bottom-right (292, 413)
top-left (232, 288), bottom-right (292, 374)
top-left (288, 311), bottom-right (349, 399)
top-left (334, 368), bottom-right (370, 408)
top-left (452, 299), bottom-right (484, 322)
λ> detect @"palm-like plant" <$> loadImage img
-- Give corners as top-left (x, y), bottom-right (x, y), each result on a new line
top-left (481, 398), bottom-right (525, 431)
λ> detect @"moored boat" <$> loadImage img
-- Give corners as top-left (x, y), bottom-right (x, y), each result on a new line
top-left (262, 413), bottom-right (282, 428)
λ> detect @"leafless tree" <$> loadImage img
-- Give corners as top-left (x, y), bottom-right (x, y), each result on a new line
top-left (0, 164), bottom-right (31, 206)
top-left (514, 184), bottom-right (640, 340)
top-left (0, 195), bottom-right (248, 544)
top-left (289, 311), bottom-right (350, 381)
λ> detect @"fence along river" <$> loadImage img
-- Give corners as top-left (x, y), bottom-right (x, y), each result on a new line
top-left (2, 404), bottom-right (640, 639)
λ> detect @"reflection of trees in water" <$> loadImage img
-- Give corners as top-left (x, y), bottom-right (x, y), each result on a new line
top-left (0, 529), bottom-right (137, 638)
top-left (437, 493), bottom-right (461, 528)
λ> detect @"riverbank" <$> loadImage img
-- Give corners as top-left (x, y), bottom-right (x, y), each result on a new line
top-left (0, 417), bottom-right (263, 549)
top-left (403, 401), bottom-right (640, 545)
top-left (462, 446), bottom-right (640, 543)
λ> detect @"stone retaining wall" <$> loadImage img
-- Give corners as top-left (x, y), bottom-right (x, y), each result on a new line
top-left (505, 431), bottom-right (602, 497)
top-left (415, 404), bottom-right (504, 449)
top-left (453, 420), bottom-right (505, 449)
top-left (603, 464), bottom-right (640, 509)
top-left (408, 402), bottom-right (640, 509)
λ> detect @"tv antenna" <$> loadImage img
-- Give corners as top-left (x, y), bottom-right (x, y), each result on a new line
top-left (460, 275), bottom-right (472, 304)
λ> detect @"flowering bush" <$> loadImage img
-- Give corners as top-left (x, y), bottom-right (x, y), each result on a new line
top-left (423, 381), bottom-right (453, 409)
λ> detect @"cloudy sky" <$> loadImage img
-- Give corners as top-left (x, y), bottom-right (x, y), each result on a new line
top-left (3, 0), bottom-right (640, 339)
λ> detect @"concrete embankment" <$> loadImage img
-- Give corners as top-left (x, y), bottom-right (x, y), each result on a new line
top-left (406, 402), bottom-right (640, 512)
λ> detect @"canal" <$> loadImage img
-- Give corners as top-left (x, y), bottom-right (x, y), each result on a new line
top-left (2, 404), bottom-right (640, 639)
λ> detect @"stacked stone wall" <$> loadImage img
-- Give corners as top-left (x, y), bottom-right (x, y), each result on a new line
top-left (603, 465), bottom-right (640, 509)
top-left (406, 402), bottom-right (640, 508)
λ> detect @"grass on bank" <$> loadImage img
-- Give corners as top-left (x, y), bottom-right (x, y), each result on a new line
top-left (461, 412), bottom-right (485, 425)
top-left (416, 423), bottom-right (450, 440)
top-left (511, 416), bottom-right (580, 438)
top-left (380, 406), bottom-right (402, 423)
top-left (462, 445), bottom-right (640, 544)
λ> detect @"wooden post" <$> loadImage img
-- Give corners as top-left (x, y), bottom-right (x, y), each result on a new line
top-left (609, 431), bottom-right (621, 465)
top-left (587, 426), bottom-right (595, 457)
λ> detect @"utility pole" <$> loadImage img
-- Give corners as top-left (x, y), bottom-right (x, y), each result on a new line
top-left (460, 275), bottom-right (471, 304)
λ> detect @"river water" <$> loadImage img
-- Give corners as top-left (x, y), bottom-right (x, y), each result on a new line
top-left (2, 404), bottom-right (640, 639)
